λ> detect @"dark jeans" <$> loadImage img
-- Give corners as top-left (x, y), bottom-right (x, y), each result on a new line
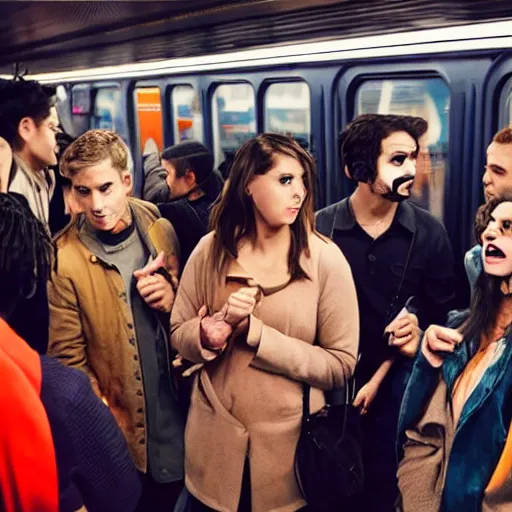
top-left (356, 370), bottom-right (407, 512)
top-left (174, 462), bottom-right (308, 512)
top-left (135, 471), bottom-right (183, 512)
top-left (175, 491), bottom-right (308, 512)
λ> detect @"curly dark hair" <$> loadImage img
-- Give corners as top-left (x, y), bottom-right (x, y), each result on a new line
top-left (339, 113), bottom-right (427, 183)
top-left (462, 195), bottom-right (512, 344)
top-left (0, 79), bottom-right (56, 148)
top-left (473, 195), bottom-right (512, 245)
top-left (0, 193), bottom-right (55, 319)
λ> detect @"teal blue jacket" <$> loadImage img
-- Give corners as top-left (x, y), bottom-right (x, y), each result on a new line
top-left (464, 245), bottom-right (482, 294)
top-left (398, 310), bottom-right (512, 511)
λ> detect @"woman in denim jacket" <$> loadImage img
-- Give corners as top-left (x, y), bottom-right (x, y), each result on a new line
top-left (397, 197), bottom-right (512, 511)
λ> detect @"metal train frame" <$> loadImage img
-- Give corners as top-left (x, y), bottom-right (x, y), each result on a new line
top-left (22, 20), bottom-right (512, 305)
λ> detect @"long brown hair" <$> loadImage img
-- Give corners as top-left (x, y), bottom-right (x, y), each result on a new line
top-left (209, 133), bottom-right (316, 280)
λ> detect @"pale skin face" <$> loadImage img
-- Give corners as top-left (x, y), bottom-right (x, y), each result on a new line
top-left (421, 201), bottom-right (512, 368)
top-left (247, 153), bottom-right (307, 230)
top-left (71, 157), bottom-right (132, 232)
top-left (199, 153), bottom-right (309, 352)
top-left (17, 106), bottom-right (60, 170)
top-left (162, 159), bottom-right (197, 199)
top-left (372, 131), bottom-right (418, 199)
top-left (483, 142), bottom-right (512, 203)
top-left (481, 201), bottom-right (512, 277)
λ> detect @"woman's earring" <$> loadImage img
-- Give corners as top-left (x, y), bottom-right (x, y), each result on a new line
top-left (246, 189), bottom-right (252, 197)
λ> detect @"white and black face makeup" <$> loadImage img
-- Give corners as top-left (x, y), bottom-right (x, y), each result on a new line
top-left (481, 202), bottom-right (512, 278)
top-left (374, 131), bottom-right (418, 202)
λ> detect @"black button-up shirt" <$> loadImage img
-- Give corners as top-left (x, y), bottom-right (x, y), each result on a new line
top-left (316, 199), bottom-right (455, 383)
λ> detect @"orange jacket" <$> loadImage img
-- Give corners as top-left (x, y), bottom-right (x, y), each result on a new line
top-left (0, 318), bottom-right (58, 511)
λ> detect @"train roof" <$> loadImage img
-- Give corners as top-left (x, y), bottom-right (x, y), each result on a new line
top-left (1, 0), bottom-right (511, 80)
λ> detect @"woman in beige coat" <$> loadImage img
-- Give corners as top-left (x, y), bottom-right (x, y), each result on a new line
top-left (171, 133), bottom-right (359, 512)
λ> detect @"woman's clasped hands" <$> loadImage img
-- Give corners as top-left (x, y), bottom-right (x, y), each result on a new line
top-left (199, 286), bottom-right (260, 352)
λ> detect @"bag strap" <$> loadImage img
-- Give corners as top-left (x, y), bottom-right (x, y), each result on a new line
top-left (301, 376), bottom-right (353, 425)
top-left (383, 209), bottom-right (417, 324)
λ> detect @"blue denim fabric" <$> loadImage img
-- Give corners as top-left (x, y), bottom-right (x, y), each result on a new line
top-left (464, 245), bottom-right (482, 295)
top-left (398, 309), bottom-right (512, 511)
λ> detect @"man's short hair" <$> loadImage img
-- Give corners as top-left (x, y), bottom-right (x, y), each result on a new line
top-left (0, 79), bottom-right (56, 148)
top-left (60, 129), bottom-right (129, 178)
top-left (161, 140), bottom-right (222, 199)
top-left (339, 113), bottom-right (427, 183)
top-left (161, 141), bottom-right (214, 181)
top-left (493, 126), bottom-right (512, 145)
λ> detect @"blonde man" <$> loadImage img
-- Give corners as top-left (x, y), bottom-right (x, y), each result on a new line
top-left (48, 130), bottom-right (184, 511)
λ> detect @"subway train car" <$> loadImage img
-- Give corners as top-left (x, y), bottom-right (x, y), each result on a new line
top-left (2, 1), bottom-right (512, 305)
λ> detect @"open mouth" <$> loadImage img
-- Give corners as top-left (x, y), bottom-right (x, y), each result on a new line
top-left (485, 243), bottom-right (506, 259)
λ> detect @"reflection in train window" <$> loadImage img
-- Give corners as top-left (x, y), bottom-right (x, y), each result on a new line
top-left (172, 86), bottom-right (204, 144)
top-left (92, 87), bottom-right (122, 131)
top-left (357, 78), bottom-right (450, 220)
top-left (264, 82), bottom-right (311, 150)
top-left (500, 77), bottom-right (512, 128)
top-left (212, 83), bottom-right (256, 168)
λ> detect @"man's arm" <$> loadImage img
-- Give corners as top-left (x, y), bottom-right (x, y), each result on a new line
top-left (142, 152), bottom-right (169, 204)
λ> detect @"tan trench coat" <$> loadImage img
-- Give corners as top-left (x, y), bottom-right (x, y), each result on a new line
top-left (48, 198), bottom-right (179, 472)
top-left (171, 232), bottom-right (360, 512)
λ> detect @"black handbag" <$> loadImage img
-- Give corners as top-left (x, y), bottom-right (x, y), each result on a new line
top-left (295, 378), bottom-right (364, 511)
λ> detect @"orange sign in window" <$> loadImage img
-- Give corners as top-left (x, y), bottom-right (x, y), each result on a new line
top-left (135, 87), bottom-right (164, 152)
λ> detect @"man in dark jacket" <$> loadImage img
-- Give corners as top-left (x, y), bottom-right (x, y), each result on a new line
top-left (316, 114), bottom-right (455, 512)
top-left (156, 141), bottom-right (223, 270)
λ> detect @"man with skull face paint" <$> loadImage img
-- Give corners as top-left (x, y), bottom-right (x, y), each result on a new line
top-left (398, 196), bottom-right (512, 511)
top-left (316, 114), bottom-right (455, 511)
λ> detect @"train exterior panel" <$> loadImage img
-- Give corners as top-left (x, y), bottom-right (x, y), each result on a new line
top-left (22, 21), bottom-right (512, 306)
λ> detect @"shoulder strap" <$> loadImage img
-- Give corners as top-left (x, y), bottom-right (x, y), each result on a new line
top-left (384, 206), bottom-right (417, 323)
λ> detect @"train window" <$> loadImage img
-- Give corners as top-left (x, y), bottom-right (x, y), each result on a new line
top-left (264, 82), bottom-right (311, 150)
top-left (356, 78), bottom-right (450, 219)
top-left (134, 87), bottom-right (164, 154)
top-left (500, 77), bottom-right (512, 127)
top-left (71, 85), bottom-right (91, 115)
top-left (92, 86), bottom-right (122, 131)
top-left (172, 86), bottom-right (204, 144)
top-left (212, 83), bottom-right (256, 168)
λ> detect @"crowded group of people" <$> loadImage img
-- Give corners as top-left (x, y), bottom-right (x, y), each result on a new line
top-left (1, 75), bottom-right (512, 512)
